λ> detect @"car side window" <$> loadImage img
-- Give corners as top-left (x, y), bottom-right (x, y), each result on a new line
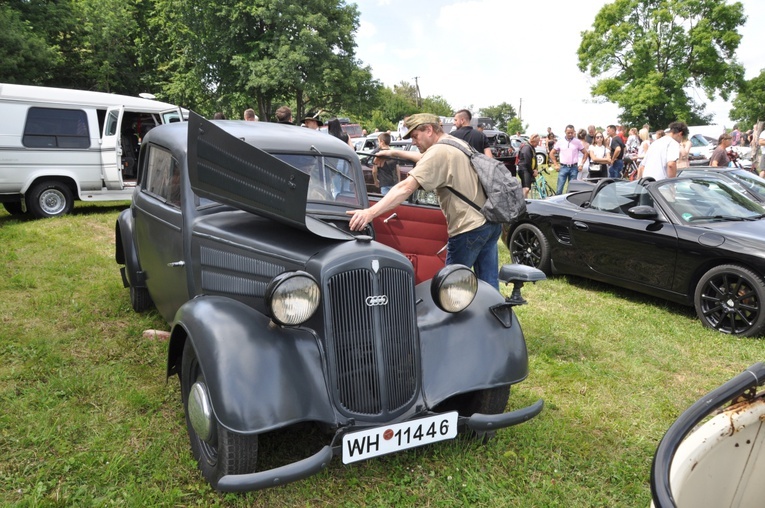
top-left (143, 145), bottom-right (181, 207)
top-left (590, 181), bottom-right (654, 215)
top-left (22, 107), bottom-right (90, 149)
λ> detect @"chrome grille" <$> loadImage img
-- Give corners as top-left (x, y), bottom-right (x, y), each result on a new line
top-left (327, 267), bottom-right (418, 417)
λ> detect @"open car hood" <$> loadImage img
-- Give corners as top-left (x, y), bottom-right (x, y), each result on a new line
top-left (187, 112), bottom-right (352, 241)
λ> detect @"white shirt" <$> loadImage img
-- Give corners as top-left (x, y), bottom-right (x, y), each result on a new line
top-left (641, 135), bottom-right (680, 181)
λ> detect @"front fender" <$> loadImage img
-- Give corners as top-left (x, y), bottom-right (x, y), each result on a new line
top-left (417, 281), bottom-right (529, 407)
top-left (168, 296), bottom-right (336, 434)
top-left (115, 209), bottom-right (141, 287)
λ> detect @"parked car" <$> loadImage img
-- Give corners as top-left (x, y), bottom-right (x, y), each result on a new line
top-left (503, 175), bottom-right (765, 336)
top-left (482, 129), bottom-right (517, 173)
top-left (116, 112), bottom-right (544, 492)
top-left (688, 133), bottom-right (714, 165)
top-left (651, 362), bottom-right (765, 507)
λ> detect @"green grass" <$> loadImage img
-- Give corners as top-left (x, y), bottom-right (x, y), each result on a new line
top-left (0, 203), bottom-right (762, 507)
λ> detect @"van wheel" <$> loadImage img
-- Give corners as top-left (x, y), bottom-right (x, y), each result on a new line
top-left (3, 202), bottom-right (25, 215)
top-left (26, 181), bottom-right (74, 218)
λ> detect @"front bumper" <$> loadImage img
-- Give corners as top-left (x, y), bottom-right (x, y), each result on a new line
top-left (215, 398), bottom-right (544, 493)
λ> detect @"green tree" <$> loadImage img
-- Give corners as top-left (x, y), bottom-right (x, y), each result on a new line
top-left (0, 4), bottom-right (58, 84)
top-left (578, 0), bottom-right (746, 128)
top-left (506, 117), bottom-right (528, 135)
top-left (421, 95), bottom-right (453, 117)
top-left (480, 102), bottom-right (517, 133)
top-left (729, 70), bottom-right (765, 130)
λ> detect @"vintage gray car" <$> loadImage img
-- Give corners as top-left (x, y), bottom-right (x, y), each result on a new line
top-left (115, 112), bottom-right (544, 492)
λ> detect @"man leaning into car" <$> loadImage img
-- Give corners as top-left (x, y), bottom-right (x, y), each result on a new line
top-left (346, 113), bottom-right (502, 289)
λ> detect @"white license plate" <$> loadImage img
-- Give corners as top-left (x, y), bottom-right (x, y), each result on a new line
top-left (342, 412), bottom-right (458, 464)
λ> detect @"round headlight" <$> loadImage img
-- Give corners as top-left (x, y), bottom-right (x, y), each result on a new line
top-left (430, 265), bottom-right (478, 313)
top-left (265, 271), bottom-right (320, 326)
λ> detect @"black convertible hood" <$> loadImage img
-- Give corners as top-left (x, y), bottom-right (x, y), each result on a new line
top-left (187, 112), bottom-right (351, 241)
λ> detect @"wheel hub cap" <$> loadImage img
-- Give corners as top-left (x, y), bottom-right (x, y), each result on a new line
top-left (188, 381), bottom-right (215, 443)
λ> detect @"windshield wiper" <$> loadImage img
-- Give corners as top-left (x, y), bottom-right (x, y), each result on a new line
top-left (687, 215), bottom-right (752, 222)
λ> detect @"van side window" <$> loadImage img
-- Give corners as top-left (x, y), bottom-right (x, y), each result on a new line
top-left (23, 107), bottom-right (90, 149)
top-left (144, 145), bottom-right (181, 207)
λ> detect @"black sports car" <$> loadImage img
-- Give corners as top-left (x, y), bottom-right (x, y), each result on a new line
top-left (503, 175), bottom-right (765, 336)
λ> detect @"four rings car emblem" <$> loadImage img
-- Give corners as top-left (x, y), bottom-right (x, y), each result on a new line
top-left (365, 295), bottom-right (389, 306)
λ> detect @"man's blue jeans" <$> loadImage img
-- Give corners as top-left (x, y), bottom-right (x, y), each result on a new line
top-left (609, 159), bottom-right (623, 178)
top-left (556, 164), bottom-right (578, 194)
top-left (446, 222), bottom-right (502, 290)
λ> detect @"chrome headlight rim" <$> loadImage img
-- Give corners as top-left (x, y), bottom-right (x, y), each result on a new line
top-left (430, 264), bottom-right (478, 313)
top-left (265, 271), bottom-right (321, 326)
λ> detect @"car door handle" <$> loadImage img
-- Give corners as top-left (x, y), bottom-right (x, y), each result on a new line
top-left (383, 213), bottom-right (398, 224)
top-left (573, 221), bottom-right (589, 231)
top-left (167, 261), bottom-right (185, 267)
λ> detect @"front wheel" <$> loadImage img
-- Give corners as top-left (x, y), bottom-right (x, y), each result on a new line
top-left (509, 223), bottom-right (551, 273)
top-left (181, 340), bottom-right (259, 489)
top-left (694, 264), bottom-right (765, 337)
top-left (26, 181), bottom-right (74, 218)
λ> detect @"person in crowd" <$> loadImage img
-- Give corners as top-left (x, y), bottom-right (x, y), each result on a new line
top-left (243, 109), bottom-right (258, 121)
top-left (576, 129), bottom-right (590, 180)
top-left (710, 133), bottom-right (732, 167)
top-left (549, 124), bottom-right (586, 194)
top-left (731, 124), bottom-right (741, 146)
top-left (606, 125), bottom-right (625, 178)
top-left (327, 118), bottom-right (353, 148)
top-left (302, 116), bottom-right (323, 130)
top-left (655, 129), bottom-right (665, 139)
top-left (637, 127), bottom-right (652, 167)
top-left (546, 132), bottom-right (556, 153)
top-left (213, 112), bottom-right (226, 120)
top-left (586, 125), bottom-right (597, 144)
top-left (346, 113), bottom-right (501, 289)
top-left (754, 123), bottom-right (763, 176)
top-left (637, 121), bottom-right (689, 181)
top-left (626, 127), bottom-right (640, 157)
top-left (517, 134), bottom-right (540, 198)
top-left (450, 109), bottom-right (492, 157)
top-left (588, 131), bottom-right (610, 178)
top-left (371, 132), bottom-right (399, 195)
top-left (676, 134), bottom-right (691, 170)
top-left (275, 106), bottom-right (293, 124)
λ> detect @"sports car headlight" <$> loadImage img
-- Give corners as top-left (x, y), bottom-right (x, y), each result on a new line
top-left (431, 265), bottom-right (477, 313)
top-left (265, 271), bottom-right (320, 326)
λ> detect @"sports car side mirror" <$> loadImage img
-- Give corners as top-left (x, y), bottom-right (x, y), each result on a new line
top-left (627, 205), bottom-right (658, 220)
top-left (499, 264), bottom-right (546, 306)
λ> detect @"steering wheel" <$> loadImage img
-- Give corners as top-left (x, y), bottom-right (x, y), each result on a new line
top-left (308, 185), bottom-right (333, 201)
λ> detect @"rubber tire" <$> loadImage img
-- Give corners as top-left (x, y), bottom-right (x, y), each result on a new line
top-left (3, 202), bottom-right (25, 215)
top-left (509, 223), bottom-right (551, 273)
top-left (129, 285), bottom-right (153, 313)
top-left (26, 181), bottom-right (74, 218)
top-left (694, 264), bottom-right (765, 337)
top-left (181, 340), bottom-right (259, 489)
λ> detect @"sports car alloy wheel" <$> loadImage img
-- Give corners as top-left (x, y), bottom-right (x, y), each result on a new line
top-left (509, 223), bottom-right (551, 273)
top-left (694, 264), bottom-right (765, 337)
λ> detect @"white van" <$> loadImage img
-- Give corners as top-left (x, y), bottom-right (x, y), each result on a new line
top-left (0, 83), bottom-right (184, 218)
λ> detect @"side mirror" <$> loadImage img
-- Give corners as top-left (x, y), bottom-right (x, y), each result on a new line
top-left (499, 264), bottom-right (546, 306)
top-left (627, 205), bottom-right (658, 220)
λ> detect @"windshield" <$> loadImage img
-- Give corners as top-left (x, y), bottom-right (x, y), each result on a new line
top-left (657, 178), bottom-right (765, 223)
top-left (272, 153), bottom-right (361, 206)
top-left (728, 169), bottom-right (765, 202)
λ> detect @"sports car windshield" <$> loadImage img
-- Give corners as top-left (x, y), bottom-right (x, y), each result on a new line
top-left (727, 169), bottom-right (765, 202)
top-left (657, 178), bottom-right (765, 223)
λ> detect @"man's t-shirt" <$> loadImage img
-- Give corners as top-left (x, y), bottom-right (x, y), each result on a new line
top-left (709, 146), bottom-right (730, 167)
top-left (450, 126), bottom-right (490, 154)
top-left (408, 137), bottom-right (485, 237)
top-left (641, 135), bottom-right (680, 181)
top-left (610, 136), bottom-right (626, 160)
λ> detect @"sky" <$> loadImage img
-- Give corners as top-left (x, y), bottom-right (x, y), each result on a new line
top-left (351, 0), bottom-right (764, 134)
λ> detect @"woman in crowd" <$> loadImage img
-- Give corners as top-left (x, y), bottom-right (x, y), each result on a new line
top-left (577, 128), bottom-right (590, 180)
top-left (588, 131), bottom-right (610, 179)
top-left (327, 118), bottom-right (353, 148)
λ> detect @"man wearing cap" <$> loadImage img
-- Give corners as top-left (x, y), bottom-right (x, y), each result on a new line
top-left (346, 113), bottom-right (501, 289)
top-left (303, 116), bottom-right (323, 130)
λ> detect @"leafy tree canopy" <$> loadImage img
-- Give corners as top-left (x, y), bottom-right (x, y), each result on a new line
top-left (480, 102), bottom-right (517, 133)
top-left (729, 70), bottom-right (765, 130)
top-left (578, 0), bottom-right (746, 128)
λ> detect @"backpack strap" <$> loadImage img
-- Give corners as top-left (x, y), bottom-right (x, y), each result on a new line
top-left (436, 137), bottom-right (481, 211)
